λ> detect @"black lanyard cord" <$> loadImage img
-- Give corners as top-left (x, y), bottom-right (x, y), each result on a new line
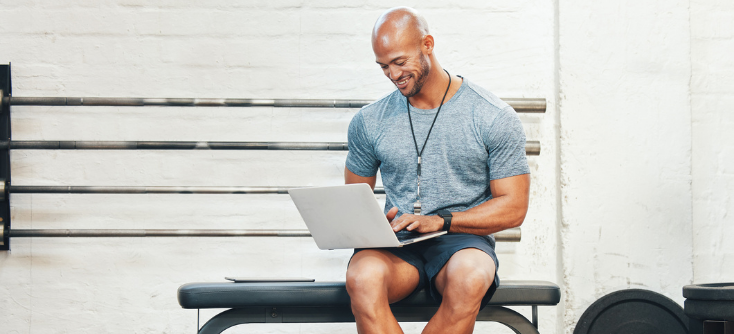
top-left (407, 68), bottom-right (451, 176)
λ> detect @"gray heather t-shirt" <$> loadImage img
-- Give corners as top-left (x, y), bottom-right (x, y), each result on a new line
top-left (346, 78), bottom-right (530, 217)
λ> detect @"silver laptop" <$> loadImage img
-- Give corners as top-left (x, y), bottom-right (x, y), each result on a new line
top-left (288, 184), bottom-right (446, 249)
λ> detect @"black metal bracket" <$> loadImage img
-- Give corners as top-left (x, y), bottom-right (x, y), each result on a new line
top-left (195, 305), bottom-right (541, 334)
top-left (1, 63), bottom-right (11, 250)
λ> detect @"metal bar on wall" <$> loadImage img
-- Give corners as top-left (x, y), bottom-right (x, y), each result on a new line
top-left (8, 227), bottom-right (522, 242)
top-left (9, 186), bottom-right (387, 195)
top-left (3, 141), bottom-right (350, 151)
top-left (5, 97), bottom-right (547, 113)
top-left (9, 229), bottom-right (313, 237)
top-left (3, 140), bottom-right (542, 155)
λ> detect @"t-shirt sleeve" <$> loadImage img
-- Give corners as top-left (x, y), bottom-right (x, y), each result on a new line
top-left (345, 111), bottom-right (380, 177)
top-left (484, 106), bottom-right (531, 180)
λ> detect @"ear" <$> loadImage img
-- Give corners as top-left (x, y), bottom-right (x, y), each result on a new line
top-left (422, 34), bottom-right (434, 55)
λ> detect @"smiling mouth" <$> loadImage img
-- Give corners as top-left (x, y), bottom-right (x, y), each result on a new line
top-left (394, 76), bottom-right (410, 87)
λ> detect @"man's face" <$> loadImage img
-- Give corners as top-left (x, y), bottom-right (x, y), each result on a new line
top-left (374, 43), bottom-right (431, 98)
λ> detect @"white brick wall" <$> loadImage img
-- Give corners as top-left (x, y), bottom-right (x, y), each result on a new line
top-left (0, 1), bottom-right (731, 333)
top-left (0, 1), bottom-right (557, 333)
top-left (558, 0), bottom-right (695, 329)
top-left (691, 0), bottom-right (734, 284)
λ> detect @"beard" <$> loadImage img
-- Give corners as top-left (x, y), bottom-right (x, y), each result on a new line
top-left (400, 54), bottom-right (430, 98)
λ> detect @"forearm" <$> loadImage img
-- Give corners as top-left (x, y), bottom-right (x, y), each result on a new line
top-left (447, 193), bottom-right (528, 235)
top-left (398, 174), bottom-right (530, 235)
top-left (382, 174), bottom-right (531, 236)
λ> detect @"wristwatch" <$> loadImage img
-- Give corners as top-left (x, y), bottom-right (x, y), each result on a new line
top-left (437, 210), bottom-right (453, 232)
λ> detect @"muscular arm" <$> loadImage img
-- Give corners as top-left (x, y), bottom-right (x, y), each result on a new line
top-left (390, 173), bottom-right (530, 235)
top-left (345, 167), bottom-right (377, 190)
top-left (346, 167), bottom-right (404, 223)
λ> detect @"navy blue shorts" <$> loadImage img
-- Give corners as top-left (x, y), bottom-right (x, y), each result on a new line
top-left (354, 233), bottom-right (499, 310)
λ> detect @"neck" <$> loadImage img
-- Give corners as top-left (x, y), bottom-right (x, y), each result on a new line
top-left (408, 65), bottom-right (451, 110)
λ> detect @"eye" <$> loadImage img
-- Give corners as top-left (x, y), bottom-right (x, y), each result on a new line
top-left (396, 61), bottom-right (406, 66)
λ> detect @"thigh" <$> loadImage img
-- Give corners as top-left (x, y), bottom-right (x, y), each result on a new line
top-left (433, 248), bottom-right (496, 297)
top-left (348, 249), bottom-right (422, 303)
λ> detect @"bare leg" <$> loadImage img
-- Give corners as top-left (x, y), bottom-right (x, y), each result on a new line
top-left (422, 248), bottom-right (496, 334)
top-left (346, 249), bottom-right (421, 334)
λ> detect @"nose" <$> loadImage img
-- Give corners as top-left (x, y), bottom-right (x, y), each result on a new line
top-left (387, 65), bottom-right (402, 81)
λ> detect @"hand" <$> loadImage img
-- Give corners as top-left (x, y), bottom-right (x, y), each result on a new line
top-left (386, 207), bottom-right (399, 223)
top-left (386, 207), bottom-right (443, 233)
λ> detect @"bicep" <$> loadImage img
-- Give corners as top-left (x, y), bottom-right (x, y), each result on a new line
top-left (345, 111), bottom-right (381, 178)
top-left (484, 107), bottom-right (531, 180)
top-left (345, 167), bottom-right (377, 190)
top-left (489, 173), bottom-right (530, 205)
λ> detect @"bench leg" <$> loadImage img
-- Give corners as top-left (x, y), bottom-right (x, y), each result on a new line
top-left (198, 307), bottom-right (266, 334)
top-left (476, 306), bottom-right (540, 334)
top-left (197, 306), bottom-right (541, 334)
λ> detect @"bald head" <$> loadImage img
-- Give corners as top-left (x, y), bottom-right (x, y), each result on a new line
top-left (372, 7), bottom-right (430, 51)
top-left (371, 7), bottom-right (444, 99)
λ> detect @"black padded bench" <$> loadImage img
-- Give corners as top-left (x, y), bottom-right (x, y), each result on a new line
top-left (178, 280), bottom-right (560, 334)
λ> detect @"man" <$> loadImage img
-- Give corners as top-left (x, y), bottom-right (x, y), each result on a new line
top-left (344, 7), bottom-right (531, 334)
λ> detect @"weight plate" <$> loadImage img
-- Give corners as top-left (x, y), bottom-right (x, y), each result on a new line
top-left (685, 299), bottom-right (734, 321)
top-left (574, 289), bottom-right (688, 334)
top-left (684, 283), bottom-right (734, 301)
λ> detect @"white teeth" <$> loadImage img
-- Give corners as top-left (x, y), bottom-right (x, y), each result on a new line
top-left (398, 79), bottom-right (408, 85)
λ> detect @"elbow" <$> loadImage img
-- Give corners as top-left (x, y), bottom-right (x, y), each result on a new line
top-left (509, 204), bottom-right (529, 228)
top-left (510, 212), bottom-right (526, 228)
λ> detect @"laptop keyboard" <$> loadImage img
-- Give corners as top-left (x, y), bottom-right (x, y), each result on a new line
top-left (395, 230), bottom-right (423, 242)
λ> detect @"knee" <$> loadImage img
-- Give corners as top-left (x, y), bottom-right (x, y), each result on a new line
top-left (346, 257), bottom-right (390, 298)
top-left (439, 270), bottom-right (493, 318)
top-left (444, 261), bottom-right (494, 302)
top-left (460, 268), bottom-right (494, 297)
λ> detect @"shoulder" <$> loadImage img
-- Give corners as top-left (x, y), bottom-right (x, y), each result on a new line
top-left (455, 78), bottom-right (516, 126)
top-left (460, 79), bottom-right (510, 113)
top-left (349, 89), bottom-right (402, 137)
top-left (454, 79), bottom-right (524, 147)
top-left (359, 89), bottom-right (404, 119)
top-left (351, 89), bottom-right (404, 133)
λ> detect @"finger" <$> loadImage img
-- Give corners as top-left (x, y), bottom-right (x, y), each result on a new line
top-left (391, 216), bottom-right (411, 232)
top-left (406, 221), bottom-right (419, 231)
top-left (390, 213), bottom-right (407, 228)
top-left (389, 214), bottom-right (401, 228)
top-left (386, 207), bottom-right (399, 222)
top-left (391, 219), bottom-right (404, 231)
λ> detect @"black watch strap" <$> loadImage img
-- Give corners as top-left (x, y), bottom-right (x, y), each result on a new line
top-left (437, 210), bottom-right (453, 232)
